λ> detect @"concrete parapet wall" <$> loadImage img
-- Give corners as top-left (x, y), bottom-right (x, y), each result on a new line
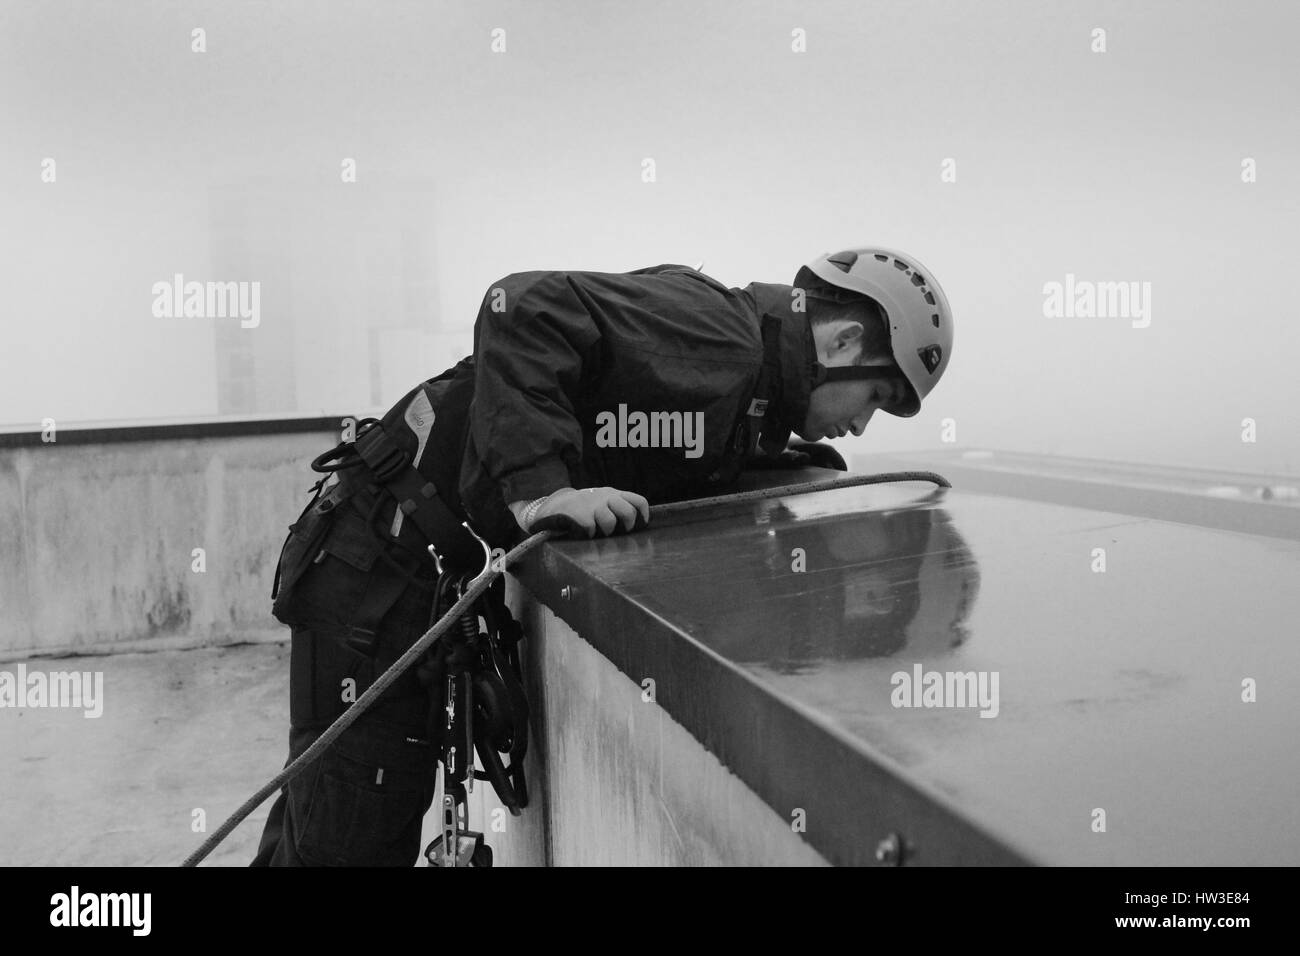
top-left (462, 589), bottom-right (827, 866)
top-left (0, 430), bottom-right (335, 660)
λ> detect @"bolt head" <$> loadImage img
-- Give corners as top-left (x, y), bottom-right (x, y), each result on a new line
top-left (874, 832), bottom-right (903, 865)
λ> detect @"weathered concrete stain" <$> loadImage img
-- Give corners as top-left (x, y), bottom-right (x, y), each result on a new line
top-left (144, 583), bottom-right (192, 636)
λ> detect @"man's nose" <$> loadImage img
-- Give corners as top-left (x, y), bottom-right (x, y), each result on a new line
top-left (849, 409), bottom-right (875, 436)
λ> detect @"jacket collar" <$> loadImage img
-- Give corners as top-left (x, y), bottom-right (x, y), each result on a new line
top-left (737, 282), bottom-right (814, 452)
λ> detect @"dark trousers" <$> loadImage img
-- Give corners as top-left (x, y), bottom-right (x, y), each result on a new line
top-left (254, 438), bottom-right (454, 866)
top-left (250, 700), bottom-right (438, 866)
top-left (253, 564), bottom-right (443, 866)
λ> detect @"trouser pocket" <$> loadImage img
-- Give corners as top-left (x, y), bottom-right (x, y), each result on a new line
top-left (289, 717), bottom-right (438, 867)
top-left (290, 627), bottom-right (379, 728)
top-left (271, 488), bottom-right (340, 626)
top-left (292, 621), bottom-right (434, 717)
top-left (278, 480), bottom-right (422, 632)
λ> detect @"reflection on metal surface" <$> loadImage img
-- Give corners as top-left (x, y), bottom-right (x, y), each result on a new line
top-left (518, 478), bottom-right (1032, 865)
top-left (653, 491), bottom-right (980, 670)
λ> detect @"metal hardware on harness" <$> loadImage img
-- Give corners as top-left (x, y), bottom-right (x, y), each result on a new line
top-left (423, 522), bottom-right (502, 867)
top-left (420, 520), bottom-right (533, 867)
top-left (425, 786), bottom-right (490, 868)
top-left (456, 577), bottom-right (477, 796)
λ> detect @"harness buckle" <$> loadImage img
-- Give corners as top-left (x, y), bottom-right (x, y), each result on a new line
top-left (354, 424), bottom-right (408, 484)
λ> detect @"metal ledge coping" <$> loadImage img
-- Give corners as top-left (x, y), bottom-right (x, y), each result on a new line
top-left (511, 468), bottom-right (1036, 867)
top-left (510, 464), bottom-right (1300, 866)
top-left (861, 449), bottom-right (1300, 542)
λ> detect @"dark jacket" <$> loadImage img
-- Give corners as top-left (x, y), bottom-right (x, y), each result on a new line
top-left (423, 264), bottom-right (818, 547)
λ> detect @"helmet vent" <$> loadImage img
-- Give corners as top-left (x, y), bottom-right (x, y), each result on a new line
top-left (827, 251), bottom-right (858, 272)
top-left (931, 314), bottom-right (941, 327)
top-left (893, 259), bottom-right (911, 271)
top-left (874, 254), bottom-right (889, 262)
top-left (924, 292), bottom-right (935, 305)
top-left (911, 272), bottom-right (926, 287)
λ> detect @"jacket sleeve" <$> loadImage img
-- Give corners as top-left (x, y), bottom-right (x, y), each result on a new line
top-left (468, 271), bottom-right (603, 504)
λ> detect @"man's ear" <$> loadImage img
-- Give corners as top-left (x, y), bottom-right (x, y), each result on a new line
top-left (831, 320), bottom-right (865, 359)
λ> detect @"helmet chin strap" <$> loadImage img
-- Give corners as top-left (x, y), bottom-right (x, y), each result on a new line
top-left (811, 362), bottom-right (900, 389)
top-left (802, 363), bottom-right (909, 434)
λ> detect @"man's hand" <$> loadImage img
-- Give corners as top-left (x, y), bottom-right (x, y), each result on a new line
top-left (511, 487), bottom-right (650, 538)
top-left (744, 440), bottom-right (848, 472)
top-left (787, 440), bottom-right (848, 471)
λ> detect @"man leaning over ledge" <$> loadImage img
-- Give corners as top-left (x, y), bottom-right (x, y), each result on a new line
top-left (252, 246), bottom-right (954, 866)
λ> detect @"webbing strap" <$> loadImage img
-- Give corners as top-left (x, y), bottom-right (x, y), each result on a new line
top-left (711, 315), bottom-right (784, 484)
top-left (747, 314), bottom-right (785, 456)
top-left (345, 569), bottom-right (412, 647)
top-left (353, 422), bottom-right (481, 570)
top-left (813, 363), bottom-right (902, 387)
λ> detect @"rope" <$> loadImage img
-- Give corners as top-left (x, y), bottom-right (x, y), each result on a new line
top-left (179, 469), bottom-right (947, 866)
top-left (652, 470), bottom-right (949, 517)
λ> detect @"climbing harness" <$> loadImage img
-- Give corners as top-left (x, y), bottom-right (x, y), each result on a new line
top-left (181, 468), bottom-right (950, 868)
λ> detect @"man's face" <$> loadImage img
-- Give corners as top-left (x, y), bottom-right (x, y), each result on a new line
top-left (798, 318), bottom-right (906, 441)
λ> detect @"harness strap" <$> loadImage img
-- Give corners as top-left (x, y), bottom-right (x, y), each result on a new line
top-left (345, 568), bottom-right (415, 651)
top-left (748, 314), bottom-right (785, 454)
top-left (353, 421), bottom-right (482, 570)
top-left (710, 314), bottom-right (784, 484)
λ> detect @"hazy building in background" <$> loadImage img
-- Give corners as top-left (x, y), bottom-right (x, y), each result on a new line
top-left (207, 181), bottom-right (465, 418)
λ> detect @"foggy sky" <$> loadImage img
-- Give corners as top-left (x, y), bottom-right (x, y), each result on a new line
top-left (2, 0), bottom-right (1296, 474)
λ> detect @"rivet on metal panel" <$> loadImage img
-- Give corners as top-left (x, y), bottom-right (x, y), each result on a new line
top-left (874, 832), bottom-right (905, 866)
